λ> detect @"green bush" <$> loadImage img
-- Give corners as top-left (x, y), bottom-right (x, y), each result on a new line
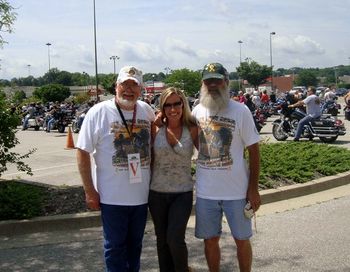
top-left (0, 181), bottom-right (44, 220)
top-left (260, 142), bottom-right (350, 187)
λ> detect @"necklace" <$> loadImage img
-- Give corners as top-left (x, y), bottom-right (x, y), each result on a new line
top-left (165, 125), bottom-right (183, 148)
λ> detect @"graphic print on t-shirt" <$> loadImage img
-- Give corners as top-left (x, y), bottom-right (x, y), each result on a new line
top-left (197, 115), bottom-right (235, 168)
top-left (110, 119), bottom-right (150, 169)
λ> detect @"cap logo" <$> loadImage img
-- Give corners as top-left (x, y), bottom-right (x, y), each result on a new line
top-left (206, 64), bottom-right (217, 72)
top-left (128, 68), bottom-right (136, 76)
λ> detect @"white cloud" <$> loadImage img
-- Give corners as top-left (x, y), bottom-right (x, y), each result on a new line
top-left (165, 38), bottom-right (198, 58)
top-left (275, 35), bottom-right (325, 55)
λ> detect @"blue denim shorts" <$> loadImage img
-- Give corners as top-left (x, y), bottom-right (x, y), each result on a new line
top-left (195, 198), bottom-right (252, 240)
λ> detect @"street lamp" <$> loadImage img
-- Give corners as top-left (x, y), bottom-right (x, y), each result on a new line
top-left (83, 71), bottom-right (89, 91)
top-left (269, 32), bottom-right (276, 92)
top-left (93, 0), bottom-right (99, 102)
top-left (238, 40), bottom-right (243, 91)
top-left (46, 42), bottom-right (51, 72)
top-left (27, 64), bottom-right (31, 76)
top-left (164, 67), bottom-right (171, 77)
top-left (238, 40), bottom-right (243, 63)
top-left (109, 55), bottom-right (120, 75)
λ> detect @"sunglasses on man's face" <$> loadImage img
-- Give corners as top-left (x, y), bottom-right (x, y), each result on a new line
top-left (163, 101), bottom-right (183, 109)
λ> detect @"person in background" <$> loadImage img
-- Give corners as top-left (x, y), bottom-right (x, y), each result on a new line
top-left (289, 86), bottom-right (321, 141)
top-left (260, 90), bottom-right (270, 104)
top-left (238, 91), bottom-right (246, 104)
top-left (192, 63), bottom-right (261, 272)
top-left (149, 87), bottom-right (198, 272)
top-left (76, 66), bottom-right (155, 271)
top-left (251, 91), bottom-right (261, 109)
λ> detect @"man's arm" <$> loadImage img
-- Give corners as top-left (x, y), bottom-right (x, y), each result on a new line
top-left (246, 142), bottom-right (261, 212)
top-left (77, 148), bottom-right (100, 210)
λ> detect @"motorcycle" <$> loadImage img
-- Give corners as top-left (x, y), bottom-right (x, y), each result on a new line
top-left (71, 113), bottom-right (86, 133)
top-left (22, 113), bottom-right (44, 131)
top-left (252, 108), bottom-right (266, 133)
top-left (49, 111), bottom-right (73, 133)
top-left (272, 100), bottom-right (346, 143)
top-left (322, 100), bottom-right (341, 116)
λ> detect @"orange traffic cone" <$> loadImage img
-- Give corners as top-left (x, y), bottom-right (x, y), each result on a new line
top-left (65, 126), bottom-right (76, 149)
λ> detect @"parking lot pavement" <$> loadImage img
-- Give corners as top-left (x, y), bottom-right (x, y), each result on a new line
top-left (1, 113), bottom-right (350, 188)
top-left (1, 128), bottom-right (81, 186)
top-left (1, 187), bottom-right (350, 271)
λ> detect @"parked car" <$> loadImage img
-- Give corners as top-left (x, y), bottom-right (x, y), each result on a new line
top-left (335, 88), bottom-right (349, 96)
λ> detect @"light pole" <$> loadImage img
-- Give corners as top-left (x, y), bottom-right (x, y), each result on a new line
top-left (164, 67), bottom-right (171, 77)
top-left (269, 32), bottom-right (276, 92)
top-left (27, 64), bottom-right (31, 76)
top-left (83, 71), bottom-right (89, 91)
top-left (109, 55), bottom-right (120, 75)
top-left (93, 0), bottom-right (99, 101)
top-left (238, 40), bottom-right (243, 63)
top-left (46, 43), bottom-right (51, 72)
top-left (334, 67), bottom-right (338, 88)
top-left (238, 40), bottom-right (243, 91)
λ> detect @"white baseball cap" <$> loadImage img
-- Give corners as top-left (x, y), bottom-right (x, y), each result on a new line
top-left (116, 66), bottom-right (143, 86)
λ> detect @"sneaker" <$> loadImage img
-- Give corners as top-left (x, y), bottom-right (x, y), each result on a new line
top-left (293, 138), bottom-right (299, 142)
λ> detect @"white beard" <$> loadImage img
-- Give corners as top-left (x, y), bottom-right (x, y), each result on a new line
top-left (199, 84), bottom-right (230, 112)
top-left (116, 95), bottom-right (137, 110)
top-left (118, 99), bottom-right (135, 109)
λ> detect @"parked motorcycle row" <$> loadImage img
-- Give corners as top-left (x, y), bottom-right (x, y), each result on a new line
top-left (20, 101), bottom-right (93, 133)
top-left (19, 90), bottom-right (349, 144)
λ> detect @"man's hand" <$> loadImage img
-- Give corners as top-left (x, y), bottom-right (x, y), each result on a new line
top-left (85, 188), bottom-right (100, 210)
top-left (247, 187), bottom-right (261, 212)
top-left (154, 111), bottom-right (164, 127)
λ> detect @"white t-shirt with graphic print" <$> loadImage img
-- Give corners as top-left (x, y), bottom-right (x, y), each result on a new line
top-left (76, 99), bottom-right (155, 206)
top-left (192, 100), bottom-right (260, 200)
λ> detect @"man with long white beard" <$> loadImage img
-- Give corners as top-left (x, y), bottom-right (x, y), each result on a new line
top-left (76, 66), bottom-right (155, 271)
top-left (192, 63), bottom-right (261, 272)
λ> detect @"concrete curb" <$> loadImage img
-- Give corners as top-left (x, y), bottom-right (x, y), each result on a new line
top-left (1, 171), bottom-right (350, 236)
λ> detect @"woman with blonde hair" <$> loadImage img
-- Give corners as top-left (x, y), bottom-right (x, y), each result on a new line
top-left (149, 87), bottom-right (198, 272)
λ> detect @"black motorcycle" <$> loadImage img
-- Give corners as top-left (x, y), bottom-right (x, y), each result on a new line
top-left (272, 100), bottom-right (346, 143)
top-left (50, 110), bottom-right (74, 133)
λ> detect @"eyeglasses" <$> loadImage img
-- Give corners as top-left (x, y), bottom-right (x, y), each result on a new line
top-left (163, 101), bottom-right (183, 109)
top-left (120, 81), bottom-right (140, 89)
top-left (203, 78), bottom-right (224, 85)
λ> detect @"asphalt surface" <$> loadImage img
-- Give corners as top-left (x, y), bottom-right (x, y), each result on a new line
top-left (1, 184), bottom-right (349, 272)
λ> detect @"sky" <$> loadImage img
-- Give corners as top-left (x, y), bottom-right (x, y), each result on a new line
top-left (1, 0), bottom-right (350, 80)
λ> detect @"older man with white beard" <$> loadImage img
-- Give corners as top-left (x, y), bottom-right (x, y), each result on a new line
top-left (192, 63), bottom-right (261, 272)
top-left (76, 66), bottom-right (155, 271)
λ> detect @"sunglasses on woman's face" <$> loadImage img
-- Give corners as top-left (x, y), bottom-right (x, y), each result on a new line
top-left (163, 101), bottom-right (183, 109)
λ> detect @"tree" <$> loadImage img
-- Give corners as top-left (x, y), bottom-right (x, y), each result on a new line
top-left (0, 97), bottom-right (35, 177)
top-left (164, 68), bottom-right (202, 97)
top-left (229, 72), bottom-right (239, 80)
top-left (11, 90), bottom-right (26, 104)
top-left (99, 73), bottom-right (116, 94)
top-left (0, 0), bottom-right (17, 47)
top-left (294, 70), bottom-right (318, 87)
top-left (237, 61), bottom-right (272, 90)
top-left (33, 84), bottom-right (71, 103)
